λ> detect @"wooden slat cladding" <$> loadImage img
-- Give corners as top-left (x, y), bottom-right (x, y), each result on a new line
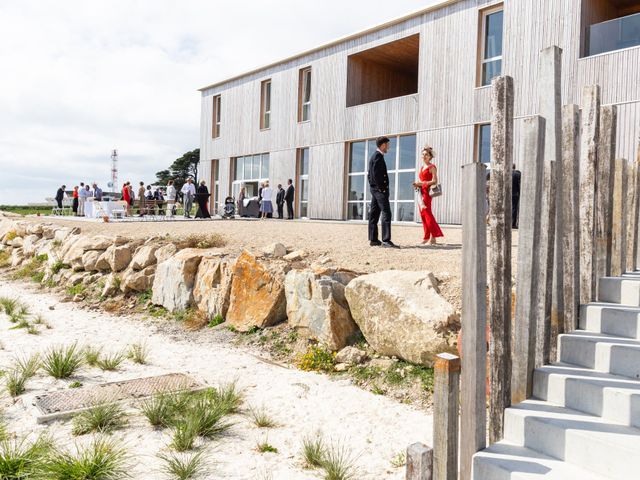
top-left (200, 0), bottom-right (640, 224)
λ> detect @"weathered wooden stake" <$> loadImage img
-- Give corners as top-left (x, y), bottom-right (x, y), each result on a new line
top-left (579, 85), bottom-right (601, 304)
top-left (513, 116), bottom-right (545, 404)
top-left (537, 159), bottom-right (557, 365)
top-left (433, 353), bottom-right (460, 480)
top-left (595, 105), bottom-right (617, 280)
top-left (406, 443), bottom-right (433, 480)
top-left (561, 105), bottom-right (581, 333)
top-left (488, 74), bottom-right (513, 444)
top-left (611, 158), bottom-right (628, 277)
top-left (627, 159), bottom-right (640, 273)
top-left (459, 162), bottom-right (487, 480)
top-left (539, 46), bottom-right (564, 361)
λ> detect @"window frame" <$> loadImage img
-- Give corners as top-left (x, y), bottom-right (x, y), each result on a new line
top-left (475, 123), bottom-right (492, 164)
top-left (297, 147), bottom-right (310, 218)
top-left (231, 153), bottom-right (270, 200)
top-left (212, 95), bottom-right (221, 138)
top-left (345, 134), bottom-right (417, 223)
top-left (298, 67), bottom-right (312, 123)
top-left (477, 4), bottom-right (504, 88)
top-left (260, 80), bottom-right (272, 130)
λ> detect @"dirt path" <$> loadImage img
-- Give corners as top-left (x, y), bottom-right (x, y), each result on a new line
top-left (0, 279), bottom-right (432, 479)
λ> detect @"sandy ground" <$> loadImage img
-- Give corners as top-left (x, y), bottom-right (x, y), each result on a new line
top-left (0, 279), bottom-right (432, 479)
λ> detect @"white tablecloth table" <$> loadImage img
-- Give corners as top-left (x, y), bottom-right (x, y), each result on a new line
top-left (84, 200), bottom-right (125, 219)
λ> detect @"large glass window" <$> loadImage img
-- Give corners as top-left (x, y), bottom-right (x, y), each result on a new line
top-left (211, 160), bottom-right (220, 214)
top-left (299, 68), bottom-right (312, 122)
top-left (298, 148), bottom-right (310, 218)
top-left (231, 153), bottom-right (270, 199)
top-left (260, 80), bottom-right (271, 130)
top-left (346, 134), bottom-right (417, 222)
top-left (479, 7), bottom-right (503, 87)
top-left (477, 124), bottom-right (491, 164)
top-left (212, 95), bottom-right (221, 138)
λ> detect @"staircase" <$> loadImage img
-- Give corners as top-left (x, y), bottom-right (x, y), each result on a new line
top-left (473, 272), bottom-right (640, 479)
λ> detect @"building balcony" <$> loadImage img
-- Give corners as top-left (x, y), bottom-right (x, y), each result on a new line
top-left (588, 11), bottom-right (640, 56)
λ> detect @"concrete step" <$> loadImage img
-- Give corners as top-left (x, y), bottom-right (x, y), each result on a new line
top-left (558, 331), bottom-right (640, 379)
top-left (503, 399), bottom-right (640, 479)
top-left (597, 276), bottom-right (640, 305)
top-left (533, 363), bottom-right (640, 428)
top-left (473, 441), bottom-right (610, 480)
top-left (580, 303), bottom-right (640, 339)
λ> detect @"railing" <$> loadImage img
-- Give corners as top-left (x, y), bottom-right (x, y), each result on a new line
top-left (588, 11), bottom-right (640, 56)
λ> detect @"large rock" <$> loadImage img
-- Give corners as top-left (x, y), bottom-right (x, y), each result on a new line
top-left (121, 266), bottom-right (156, 293)
top-left (82, 250), bottom-right (102, 272)
top-left (84, 235), bottom-right (116, 251)
top-left (131, 245), bottom-right (158, 270)
top-left (104, 245), bottom-right (132, 272)
top-left (262, 242), bottom-right (287, 258)
top-left (226, 251), bottom-right (288, 331)
top-left (345, 271), bottom-right (459, 365)
top-left (11, 248), bottom-right (24, 267)
top-left (26, 224), bottom-right (43, 236)
top-left (151, 248), bottom-right (211, 312)
top-left (22, 235), bottom-right (40, 257)
top-left (95, 251), bottom-right (111, 271)
top-left (284, 267), bottom-right (359, 350)
top-left (154, 243), bottom-right (178, 264)
top-left (193, 256), bottom-right (233, 319)
top-left (10, 236), bottom-right (24, 248)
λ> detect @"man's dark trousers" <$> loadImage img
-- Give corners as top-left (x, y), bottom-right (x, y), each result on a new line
top-left (286, 200), bottom-right (294, 219)
top-left (368, 189), bottom-right (391, 243)
top-left (277, 203), bottom-right (284, 219)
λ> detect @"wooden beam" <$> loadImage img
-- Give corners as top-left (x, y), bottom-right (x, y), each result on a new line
top-left (611, 158), bottom-right (628, 277)
top-left (595, 105), bottom-right (617, 279)
top-left (433, 353), bottom-right (460, 480)
top-left (628, 159), bottom-right (640, 273)
top-left (579, 85), bottom-right (601, 304)
top-left (406, 443), bottom-right (433, 480)
top-left (561, 105), bottom-right (581, 333)
top-left (513, 116), bottom-right (546, 404)
top-left (487, 74), bottom-right (513, 444)
top-left (459, 161), bottom-right (487, 480)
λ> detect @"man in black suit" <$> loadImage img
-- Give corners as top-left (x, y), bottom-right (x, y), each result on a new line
top-left (512, 163), bottom-right (521, 229)
top-left (276, 184), bottom-right (285, 219)
top-left (55, 185), bottom-right (66, 209)
top-left (284, 179), bottom-right (295, 219)
top-left (368, 137), bottom-right (398, 248)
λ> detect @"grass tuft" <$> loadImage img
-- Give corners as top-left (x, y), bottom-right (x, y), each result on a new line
top-left (83, 345), bottom-right (103, 367)
top-left (207, 314), bottom-right (224, 328)
top-left (127, 342), bottom-right (149, 365)
top-left (71, 403), bottom-right (128, 436)
top-left (176, 233), bottom-right (226, 249)
top-left (13, 353), bottom-right (40, 379)
top-left (41, 343), bottom-right (84, 379)
top-left (69, 381), bottom-right (83, 389)
top-left (158, 450), bottom-right (206, 480)
top-left (0, 297), bottom-right (19, 317)
top-left (390, 451), bottom-right (406, 468)
top-left (42, 437), bottom-right (130, 479)
top-left (302, 433), bottom-right (326, 468)
top-left (95, 351), bottom-right (126, 371)
top-left (0, 435), bottom-right (52, 478)
top-left (248, 405), bottom-right (277, 428)
top-left (256, 439), bottom-right (278, 454)
top-left (321, 441), bottom-right (358, 480)
top-left (140, 392), bottom-right (175, 429)
top-left (5, 369), bottom-right (27, 397)
top-left (170, 415), bottom-right (200, 452)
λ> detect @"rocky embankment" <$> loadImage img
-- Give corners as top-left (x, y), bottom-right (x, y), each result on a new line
top-left (0, 214), bottom-right (460, 367)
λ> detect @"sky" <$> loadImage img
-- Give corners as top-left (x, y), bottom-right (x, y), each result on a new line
top-left (0, 0), bottom-right (440, 205)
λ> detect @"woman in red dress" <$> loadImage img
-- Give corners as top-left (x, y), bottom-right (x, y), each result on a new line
top-left (414, 146), bottom-right (444, 245)
top-left (122, 182), bottom-right (130, 216)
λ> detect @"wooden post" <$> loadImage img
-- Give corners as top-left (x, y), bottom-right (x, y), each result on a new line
top-left (537, 160), bottom-right (557, 365)
top-left (579, 85), bottom-right (601, 304)
top-left (561, 105), bottom-right (581, 333)
top-left (539, 46), bottom-right (564, 362)
top-left (433, 353), bottom-right (460, 480)
top-left (488, 75), bottom-right (513, 444)
top-left (611, 158), bottom-right (628, 277)
top-left (513, 116), bottom-right (545, 404)
top-left (406, 443), bottom-right (433, 480)
top-left (595, 105), bottom-right (617, 280)
top-left (627, 159), bottom-right (640, 273)
top-left (459, 162), bottom-right (487, 480)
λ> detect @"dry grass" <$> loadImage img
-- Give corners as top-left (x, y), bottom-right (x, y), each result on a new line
top-left (175, 233), bottom-right (226, 250)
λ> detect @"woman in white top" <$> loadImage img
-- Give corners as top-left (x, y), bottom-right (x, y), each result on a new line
top-left (260, 180), bottom-right (274, 219)
top-left (166, 180), bottom-right (177, 217)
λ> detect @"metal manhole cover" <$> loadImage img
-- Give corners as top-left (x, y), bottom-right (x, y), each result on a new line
top-left (34, 373), bottom-right (202, 423)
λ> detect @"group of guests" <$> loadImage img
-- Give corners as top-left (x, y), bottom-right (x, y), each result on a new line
top-left (120, 178), bottom-right (211, 219)
top-left (55, 183), bottom-right (103, 216)
top-left (238, 179), bottom-right (296, 219)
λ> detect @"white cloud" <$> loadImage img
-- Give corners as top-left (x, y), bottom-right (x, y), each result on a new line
top-left (0, 0), bottom-right (439, 205)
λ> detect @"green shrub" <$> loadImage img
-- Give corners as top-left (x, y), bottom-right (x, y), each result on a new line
top-left (256, 440), bottom-right (278, 454)
top-left (207, 314), bottom-right (224, 328)
top-left (297, 345), bottom-right (336, 372)
top-left (50, 260), bottom-right (69, 274)
top-left (66, 284), bottom-right (86, 297)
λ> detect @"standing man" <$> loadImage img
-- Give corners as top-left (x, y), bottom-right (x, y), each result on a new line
top-left (181, 178), bottom-right (196, 218)
top-left (78, 182), bottom-right (88, 216)
top-left (512, 163), bottom-right (521, 229)
top-left (93, 183), bottom-right (103, 201)
top-left (276, 183), bottom-right (285, 219)
top-left (284, 179), bottom-right (295, 220)
top-left (368, 136), bottom-right (398, 248)
top-left (55, 185), bottom-right (66, 209)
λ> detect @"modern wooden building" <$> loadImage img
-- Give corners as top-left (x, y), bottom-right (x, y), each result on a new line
top-left (199, 0), bottom-right (640, 224)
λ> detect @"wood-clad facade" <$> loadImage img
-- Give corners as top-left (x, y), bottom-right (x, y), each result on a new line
top-left (199, 0), bottom-right (640, 224)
